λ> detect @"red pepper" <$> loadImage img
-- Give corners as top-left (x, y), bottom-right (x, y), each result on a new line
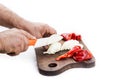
top-left (67, 46), bottom-right (81, 57)
top-left (61, 33), bottom-right (82, 41)
top-left (76, 35), bottom-right (81, 41)
top-left (61, 33), bottom-right (72, 41)
top-left (55, 53), bottom-right (68, 61)
top-left (56, 45), bottom-right (93, 61)
top-left (56, 46), bottom-right (81, 61)
top-left (71, 33), bottom-right (76, 40)
top-left (84, 50), bottom-right (93, 60)
top-left (73, 50), bottom-right (93, 62)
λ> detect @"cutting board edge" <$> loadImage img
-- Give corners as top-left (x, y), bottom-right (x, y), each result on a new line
top-left (36, 57), bottom-right (95, 76)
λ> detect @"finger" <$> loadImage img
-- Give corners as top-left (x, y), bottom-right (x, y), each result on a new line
top-left (7, 44), bottom-right (20, 55)
top-left (22, 36), bottom-right (29, 51)
top-left (36, 33), bottom-right (42, 39)
top-left (15, 36), bottom-right (29, 54)
top-left (6, 47), bottom-right (17, 56)
top-left (14, 46), bottom-right (22, 55)
top-left (7, 52), bottom-right (17, 56)
top-left (7, 38), bottom-right (28, 55)
top-left (20, 29), bottom-right (36, 39)
top-left (47, 26), bottom-right (57, 34)
top-left (42, 25), bottom-right (57, 37)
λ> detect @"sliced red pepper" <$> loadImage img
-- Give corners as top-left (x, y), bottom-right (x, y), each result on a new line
top-left (56, 46), bottom-right (93, 61)
top-left (71, 33), bottom-right (76, 40)
top-left (61, 33), bottom-right (72, 41)
top-left (73, 50), bottom-right (93, 62)
top-left (61, 33), bottom-right (82, 41)
top-left (67, 46), bottom-right (81, 57)
top-left (56, 46), bottom-right (81, 61)
top-left (55, 53), bottom-right (68, 61)
top-left (76, 35), bottom-right (82, 41)
top-left (84, 50), bottom-right (93, 60)
top-left (73, 50), bottom-right (88, 62)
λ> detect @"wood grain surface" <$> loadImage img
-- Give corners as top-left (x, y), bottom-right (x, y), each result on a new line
top-left (35, 40), bottom-right (95, 76)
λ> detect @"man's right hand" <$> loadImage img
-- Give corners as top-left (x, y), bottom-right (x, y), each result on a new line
top-left (0, 28), bottom-right (36, 55)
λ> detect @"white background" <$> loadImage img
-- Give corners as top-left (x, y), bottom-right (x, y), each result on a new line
top-left (0, 0), bottom-right (120, 80)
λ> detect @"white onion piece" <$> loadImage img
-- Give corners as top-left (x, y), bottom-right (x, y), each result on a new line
top-left (47, 34), bottom-right (63, 44)
top-left (43, 42), bottom-right (62, 54)
top-left (61, 40), bottom-right (83, 50)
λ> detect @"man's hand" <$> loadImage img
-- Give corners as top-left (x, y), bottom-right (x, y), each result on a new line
top-left (0, 4), bottom-right (57, 39)
top-left (25, 22), bottom-right (57, 39)
top-left (0, 28), bottom-right (35, 55)
top-left (0, 4), bottom-right (57, 55)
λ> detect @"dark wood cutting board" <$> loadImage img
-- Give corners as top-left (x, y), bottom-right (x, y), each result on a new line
top-left (35, 40), bottom-right (95, 76)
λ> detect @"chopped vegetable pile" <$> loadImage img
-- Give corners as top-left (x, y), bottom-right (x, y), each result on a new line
top-left (56, 33), bottom-right (93, 62)
top-left (43, 32), bottom-right (93, 62)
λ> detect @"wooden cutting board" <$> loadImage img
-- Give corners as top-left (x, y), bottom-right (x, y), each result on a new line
top-left (35, 40), bottom-right (95, 76)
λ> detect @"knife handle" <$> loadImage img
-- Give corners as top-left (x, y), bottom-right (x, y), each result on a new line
top-left (29, 39), bottom-right (37, 46)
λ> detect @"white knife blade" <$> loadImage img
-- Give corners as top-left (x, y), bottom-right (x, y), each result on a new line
top-left (30, 34), bottom-right (63, 48)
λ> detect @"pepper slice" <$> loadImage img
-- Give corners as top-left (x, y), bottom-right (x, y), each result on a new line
top-left (76, 35), bottom-right (81, 41)
top-left (56, 45), bottom-right (93, 62)
top-left (56, 46), bottom-right (81, 61)
top-left (61, 33), bottom-right (72, 41)
top-left (84, 50), bottom-right (93, 60)
top-left (61, 33), bottom-right (82, 41)
top-left (73, 50), bottom-right (93, 62)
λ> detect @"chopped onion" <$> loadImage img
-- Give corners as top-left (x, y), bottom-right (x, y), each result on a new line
top-left (61, 40), bottom-right (83, 50)
top-left (43, 42), bottom-right (62, 54)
